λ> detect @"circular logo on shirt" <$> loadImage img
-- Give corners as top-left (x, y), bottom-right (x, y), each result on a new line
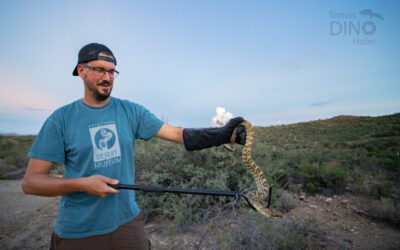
top-left (94, 128), bottom-right (116, 150)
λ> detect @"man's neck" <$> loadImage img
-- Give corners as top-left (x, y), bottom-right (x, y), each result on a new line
top-left (82, 96), bottom-right (111, 107)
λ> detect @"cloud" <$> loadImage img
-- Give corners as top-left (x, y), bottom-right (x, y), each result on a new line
top-left (211, 107), bottom-right (234, 127)
top-left (309, 100), bottom-right (332, 107)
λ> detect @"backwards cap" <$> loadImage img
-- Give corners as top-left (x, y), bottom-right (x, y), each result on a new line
top-left (72, 43), bottom-right (117, 76)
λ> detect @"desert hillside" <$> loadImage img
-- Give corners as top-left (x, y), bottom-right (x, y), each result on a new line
top-left (1, 113), bottom-right (399, 249)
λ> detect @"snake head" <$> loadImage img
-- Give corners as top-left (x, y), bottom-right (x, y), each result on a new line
top-left (241, 185), bottom-right (280, 218)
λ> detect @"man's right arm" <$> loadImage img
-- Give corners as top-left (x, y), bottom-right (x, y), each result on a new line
top-left (22, 158), bottom-right (119, 197)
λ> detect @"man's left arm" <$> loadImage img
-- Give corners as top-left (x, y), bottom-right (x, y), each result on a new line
top-left (155, 123), bottom-right (184, 144)
top-left (154, 118), bottom-right (246, 150)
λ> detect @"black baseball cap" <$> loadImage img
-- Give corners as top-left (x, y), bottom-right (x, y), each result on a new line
top-left (72, 43), bottom-right (117, 76)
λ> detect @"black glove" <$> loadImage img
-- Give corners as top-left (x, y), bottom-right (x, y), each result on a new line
top-left (183, 117), bottom-right (246, 151)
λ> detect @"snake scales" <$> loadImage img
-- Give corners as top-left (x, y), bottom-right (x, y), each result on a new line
top-left (231, 120), bottom-right (279, 218)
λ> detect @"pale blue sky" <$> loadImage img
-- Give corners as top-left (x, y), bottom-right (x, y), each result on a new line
top-left (1, 0), bottom-right (399, 134)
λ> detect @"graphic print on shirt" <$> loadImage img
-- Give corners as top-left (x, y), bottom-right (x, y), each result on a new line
top-left (89, 122), bottom-right (121, 168)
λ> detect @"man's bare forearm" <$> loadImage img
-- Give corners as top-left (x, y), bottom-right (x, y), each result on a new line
top-left (22, 173), bottom-right (86, 197)
top-left (22, 158), bottom-right (119, 197)
top-left (155, 123), bottom-right (184, 144)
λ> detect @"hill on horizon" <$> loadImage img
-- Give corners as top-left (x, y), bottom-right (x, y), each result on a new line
top-left (1, 111), bottom-right (399, 136)
top-left (1, 112), bottom-right (399, 181)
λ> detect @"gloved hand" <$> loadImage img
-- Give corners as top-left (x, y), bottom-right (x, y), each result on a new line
top-left (183, 117), bottom-right (246, 151)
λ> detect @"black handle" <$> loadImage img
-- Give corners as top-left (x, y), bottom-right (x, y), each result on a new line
top-left (108, 184), bottom-right (120, 189)
top-left (108, 183), bottom-right (273, 211)
top-left (267, 185), bottom-right (273, 208)
top-left (108, 183), bottom-right (243, 196)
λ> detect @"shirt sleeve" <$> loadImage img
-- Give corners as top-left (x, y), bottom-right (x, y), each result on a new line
top-left (28, 112), bottom-right (66, 163)
top-left (134, 104), bottom-right (164, 141)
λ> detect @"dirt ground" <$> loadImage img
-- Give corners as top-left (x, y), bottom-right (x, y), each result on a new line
top-left (0, 179), bottom-right (59, 250)
top-left (1, 179), bottom-right (399, 250)
top-left (288, 192), bottom-right (400, 250)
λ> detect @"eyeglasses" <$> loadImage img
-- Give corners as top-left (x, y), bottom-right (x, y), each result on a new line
top-left (81, 64), bottom-right (119, 78)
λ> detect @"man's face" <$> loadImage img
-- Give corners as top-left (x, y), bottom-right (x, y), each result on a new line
top-left (78, 53), bottom-right (116, 101)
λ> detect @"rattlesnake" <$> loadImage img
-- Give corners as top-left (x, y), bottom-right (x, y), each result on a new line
top-left (231, 120), bottom-right (279, 218)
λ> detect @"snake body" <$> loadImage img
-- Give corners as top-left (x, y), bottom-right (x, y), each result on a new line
top-left (231, 120), bottom-right (278, 218)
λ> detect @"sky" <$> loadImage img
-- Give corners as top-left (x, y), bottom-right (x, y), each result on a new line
top-left (1, 0), bottom-right (399, 135)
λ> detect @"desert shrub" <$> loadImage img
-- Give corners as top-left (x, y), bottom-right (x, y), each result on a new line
top-left (291, 163), bottom-right (347, 193)
top-left (0, 136), bottom-right (35, 177)
top-left (50, 163), bottom-right (65, 175)
top-left (271, 168), bottom-right (290, 187)
top-left (0, 159), bottom-right (17, 179)
top-left (196, 211), bottom-right (326, 250)
top-left (362, 198), bottom-right (400, 227)
top-left (280, 217), bottom-right (325, 249)
top-left (370, 184), bottom-right (392, 200)
top-left (270, 150), bottom-right (280, 161)
top-left (135, 142), bottom-right (261, 224)
top-left (274, 189), bottom-right (297, 213)
top-left (15, 153), bottom-right (29, 169)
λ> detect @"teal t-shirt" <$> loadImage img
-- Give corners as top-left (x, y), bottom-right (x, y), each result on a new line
top-left (28, 97), bottom-right (164, 238)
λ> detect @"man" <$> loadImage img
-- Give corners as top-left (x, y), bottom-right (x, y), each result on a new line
top-left (22, 43), bottom-right (245, 250)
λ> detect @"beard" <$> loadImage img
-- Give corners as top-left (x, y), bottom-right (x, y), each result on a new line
top-left (86, 80), bottom-right (113, 101)
top-left (95, 87), bottom-right (111, 101)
